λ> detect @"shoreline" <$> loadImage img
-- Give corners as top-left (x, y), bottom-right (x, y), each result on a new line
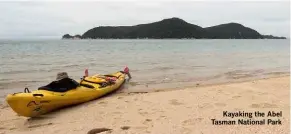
top-left (0, 76), bottom-right (289, 134)
top-left (0, 73), bottom-right (289, 102)
top-left (118, 73), bottom-right (290, 94)
top-left (0, 73), bottom-right (289, 103)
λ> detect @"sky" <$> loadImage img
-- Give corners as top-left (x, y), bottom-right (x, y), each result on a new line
top-left (0, 0), bottom-right (290, 39)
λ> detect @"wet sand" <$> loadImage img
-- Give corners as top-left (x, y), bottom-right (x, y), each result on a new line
top-left (0, 76), bottom-right (289, 134)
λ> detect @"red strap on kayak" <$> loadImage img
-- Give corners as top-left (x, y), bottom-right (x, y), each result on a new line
top-left (85, 69), bottom-right (89, 77)
top-left (124, 66), bottom-right (129, 74)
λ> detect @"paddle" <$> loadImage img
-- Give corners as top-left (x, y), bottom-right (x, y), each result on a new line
top-left (82, 66), bottom-right (132, 82)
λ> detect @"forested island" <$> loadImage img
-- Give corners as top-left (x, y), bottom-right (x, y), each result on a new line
top-left (62, 17), bottom-right (286, 39)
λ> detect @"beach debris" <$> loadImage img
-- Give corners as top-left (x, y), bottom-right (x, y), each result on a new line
top-left (127, 92), bottom-right (148, 95)
top-left (129, 81), bottom-right (138, 86)
top-left (120, 126), bottom-right (130, 130)
top-left (27, 123), bottom-right (53, 128)
top-left (9, 127), bottom-right (16, 130)
top-left (98, 101), bottom-right (107, 104)
top-left (87, 128), bottom-right (112, 134)
top-left (145, 119), bottom-right (152, 122)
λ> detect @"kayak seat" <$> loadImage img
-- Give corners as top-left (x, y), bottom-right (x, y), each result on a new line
top-left (79, 83), bottom-right (95, 89)
top-left (38, 78), bottom-right (79, 92)
top-left (82, 74), bottom-right (115, 84)
top-left (103, 74), bottom-right (121, 78)
top-left (81, 79), bottom-right (105, 84)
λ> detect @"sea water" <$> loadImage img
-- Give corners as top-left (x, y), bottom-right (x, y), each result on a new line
top-left (0, 39), bottom-right (289, 100)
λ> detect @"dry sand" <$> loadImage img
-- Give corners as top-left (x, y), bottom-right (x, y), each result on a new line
top-left (0, 76), bottom-right (289, 134)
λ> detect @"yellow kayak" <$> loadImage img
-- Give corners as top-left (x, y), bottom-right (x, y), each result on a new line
top-left (6, 70), bottom-right (130, 117)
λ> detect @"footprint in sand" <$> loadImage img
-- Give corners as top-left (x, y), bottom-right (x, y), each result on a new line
top-left (250, 103), bottom-right (278, 108)
top-left (117, 97), bottom-right (123, 99)
top-left (160, 115), bottom-right (167, 118)
top-left (169, 99), bottom-right (184, 106)
top-left (232, 95), bottom-right (241, 99)
top-left (258, 92), bottom-right (269, 95)
top-left (181, 127), bottom-right (192, 134)
top-left (143, 118), bottom-right (153, 125)
top-left (98, 101), bottom-right (107, 105)
top-left (260, 103), bottom-right (278, 108)
top-left (234, 108), bottom-right (242, 111)
top-left (112, 111), bottom-right (122, 115)
top-left (0, 104), bottom-right (9, 109)
top-left (156, 115), bottom-right (167, 121)
top-left (182, 118), bottom-right (203, 125)
top-left (250, 104), bottom-right (260, 108)
top-left (139, 111), bottom-right (149, 116)
top-left (87, 128), bottom-right (112, 134)
top-left (198, 103), bottom-right (213, 109)
top-left (217, 89), bottom-right (223, 93)
top-left (214, 103), bottom-right (226, 107)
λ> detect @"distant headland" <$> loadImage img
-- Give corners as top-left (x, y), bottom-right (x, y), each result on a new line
top-left (62, 17), bottom-right (286, 39)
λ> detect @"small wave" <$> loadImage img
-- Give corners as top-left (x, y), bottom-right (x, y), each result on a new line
top-left (0, 78), bottom-right (12, 81)
top-left (1, 67), bottom-right (64, 75)
top-left (1, 70), bottom-right (36, 75)
top-left (263, 72), bottom-right (290, 76)
top-left (158, 67), bottom-right (173, 70)
top-left (223, 70), bottom-right (255, 80)
top-left (0, 80), bottom-right (44, 85)
top-left (191, 65), bottom-right (206, 68)
top-left (39, 63), bottom-right (52, 65)
top-left (223, 70), bottom-right (245, 75)
top-left (145, 66), bottom-right (174, 72)
top-left (229, 74), bottom-right (254, 79)
top-left (252, 69), bottom-right (265, 74)
top-left (62, 64), bottom-right (80, 68)
top-left (0, 80), bottom-right (46, 90)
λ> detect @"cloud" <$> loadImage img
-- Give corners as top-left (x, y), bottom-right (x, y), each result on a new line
top-left (0, 0), bottom-right (289, 39)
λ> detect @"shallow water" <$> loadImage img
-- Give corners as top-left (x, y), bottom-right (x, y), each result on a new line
top-left (0, 39), bottom-right (289, 100)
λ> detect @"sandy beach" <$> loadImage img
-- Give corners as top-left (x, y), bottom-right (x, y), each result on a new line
top-left (0, 76), bottom-right (289, 134)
